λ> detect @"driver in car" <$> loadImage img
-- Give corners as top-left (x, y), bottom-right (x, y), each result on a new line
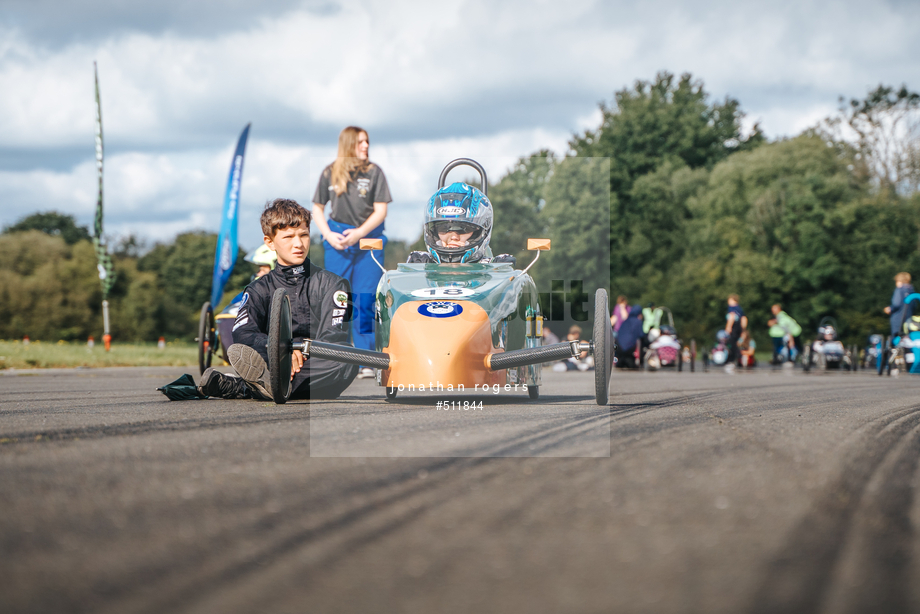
top-left (407, 182), bottom-right (516, 265)
top-left (197, 198), bottom-right (358, 400)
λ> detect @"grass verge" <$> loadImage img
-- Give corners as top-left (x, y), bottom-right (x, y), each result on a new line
top-left (0, 340), bottom-right (198, 369)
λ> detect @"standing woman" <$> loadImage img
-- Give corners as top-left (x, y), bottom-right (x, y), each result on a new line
top-left (610, 295), bottom-right (629, 337)
top-left (312, 127), bottom-right (391, 378)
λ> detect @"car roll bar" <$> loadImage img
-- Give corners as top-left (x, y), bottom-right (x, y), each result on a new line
top-left (438, 158), bottom-right (488, 196)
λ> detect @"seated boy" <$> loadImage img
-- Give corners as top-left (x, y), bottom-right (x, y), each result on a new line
top-left (198, 198), bottom-right (358, 400)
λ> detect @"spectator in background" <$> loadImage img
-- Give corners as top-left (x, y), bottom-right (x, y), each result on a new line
top-left (642, 302), bottom-right (663, 335)
top-left (542, 324), bottom-right (561, 368)
top-left (614, 305), bottom-right (644, 369)
top-left (768, 304), bottom-right (802, 364)
top-left (724, 294), bottom-right (747, 373)
top-left (610, 295), bottom-right (629, 337)
top-left (312, 126), bottom-right (392, 379)
top-left (884, 272), bottom-right (915, 336)
top-left (738, 330), bottom-right (757, 368)
top-left (554, 325), bottom-right (591, 372)
top-left (542, 324), bottom-right (560, 346)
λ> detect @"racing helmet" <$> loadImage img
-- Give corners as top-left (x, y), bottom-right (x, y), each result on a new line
top-left (647, 328), bottom-right (661, 343)
top-left (245, 244), bottom-right (278, 270)
top-left (716, 330), bottom-right (730, 343)
top-left (423, 182), bottom-right (493, 263)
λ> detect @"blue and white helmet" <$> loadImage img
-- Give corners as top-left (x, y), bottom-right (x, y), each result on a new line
top-left (424, 182), bottom-right (493, 263)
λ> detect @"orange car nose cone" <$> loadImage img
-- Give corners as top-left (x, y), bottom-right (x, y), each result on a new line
top-left (381, 300), bottom-right (504, 389)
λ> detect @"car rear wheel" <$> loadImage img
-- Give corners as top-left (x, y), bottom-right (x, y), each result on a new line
top-left (593, 289), bottom-right (613, 405)
top-left (198, 302), bottom-right (215, 375)
top-left (267, 288), bottom-right (293, 404)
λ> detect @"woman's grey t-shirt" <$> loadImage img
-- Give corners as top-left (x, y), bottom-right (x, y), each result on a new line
top-left (312, 163), bottom-right (392, 228)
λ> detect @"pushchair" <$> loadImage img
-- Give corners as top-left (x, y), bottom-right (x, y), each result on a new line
top-left (643, 307), bottom-right (695, 371)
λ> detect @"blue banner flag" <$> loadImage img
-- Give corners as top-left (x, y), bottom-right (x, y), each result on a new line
top-left (211, 123), bottom-right (250, 308)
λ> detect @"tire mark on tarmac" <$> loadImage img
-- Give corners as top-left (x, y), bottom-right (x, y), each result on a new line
top-left (115, 456), bottom-right (518, 614)
top-left (0, 410), bottom-right (312, 445)
top-left (750, 405), bottom-right (920, 614)
top-left (99, 392), bottom-right (743, 612)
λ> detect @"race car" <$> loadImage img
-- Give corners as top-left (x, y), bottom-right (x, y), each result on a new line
top-left (802, 316), bottom-right (855, 372)
top-left (262, 158), bottom-right (614, 405)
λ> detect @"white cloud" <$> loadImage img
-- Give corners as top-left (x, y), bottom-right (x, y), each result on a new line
top-left (0, 126), bottom-right (571, 246)
top-left (1, 0), bottom-right (919, 246)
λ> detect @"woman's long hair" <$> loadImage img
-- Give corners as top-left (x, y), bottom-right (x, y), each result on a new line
top-left (330, 126), bottom-right (369, 196)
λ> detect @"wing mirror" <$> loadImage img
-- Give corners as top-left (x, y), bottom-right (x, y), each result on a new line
top-left (359, 238), bottom-right (385, 273)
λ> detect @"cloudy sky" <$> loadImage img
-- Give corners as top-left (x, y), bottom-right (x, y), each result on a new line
top-left (1, 0), bottom-right (918, 248)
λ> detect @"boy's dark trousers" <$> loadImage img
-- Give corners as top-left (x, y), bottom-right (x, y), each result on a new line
top-left (252, 345), bottom-right (358, 400)
top-left (290, 355), bottom-right (358, 399)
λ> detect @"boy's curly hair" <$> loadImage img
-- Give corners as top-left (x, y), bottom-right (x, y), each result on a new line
top-left (261, 199), bottom-right (311, 238)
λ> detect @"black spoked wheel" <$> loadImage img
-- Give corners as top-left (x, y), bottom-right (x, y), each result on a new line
top-left (802, 344), bottom-right (812, 372)
top-left (528, 385), bottom-right (540, 400)
top-left (268, 288), bottom-right (293, 404)
top-left (593, 289), bottom-right (614, 406)
top-left (690, 339), bottom-right (696, 372)
top-left (678, 350), bottom-right (683, 372)
top-left (198, 302), bottom-right (215, 375)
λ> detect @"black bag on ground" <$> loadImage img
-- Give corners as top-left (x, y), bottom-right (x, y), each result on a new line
top-left (157, 374), bottom-right (206, 401)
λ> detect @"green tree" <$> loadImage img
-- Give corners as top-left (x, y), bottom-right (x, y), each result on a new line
top-left (138, 232), bottom-right (251, 338)
top-left (3, 211), bottom-right (92, 245)
top-left (488, 150), bottom-right (556, 264)
top-left (571, 71), bottom-right (763, 291)
top-left (532, 157), bottom-right (611, 330)
top-left (0, 231), bottom-right (99, 340)
top-left (665, 135), bottom-right (871, 342)
top-left (829, 84), bottom-right (920, 196)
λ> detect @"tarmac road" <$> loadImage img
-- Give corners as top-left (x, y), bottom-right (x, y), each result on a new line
top-left (2, 365), bottom-right (919, 613)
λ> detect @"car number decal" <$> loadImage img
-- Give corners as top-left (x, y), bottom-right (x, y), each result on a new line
top-left (418, 302), bottom-right (464, 318)
top-left (410, 287), bottom-right (475, 299)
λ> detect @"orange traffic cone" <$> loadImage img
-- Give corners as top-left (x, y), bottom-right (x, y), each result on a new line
top-left (88, 336), bottom-right (95, 349)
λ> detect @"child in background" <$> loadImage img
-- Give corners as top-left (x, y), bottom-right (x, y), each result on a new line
top-left (553, 325), bottom-right (591, 372)
top-left (738, 330), bottom-right (757, 368)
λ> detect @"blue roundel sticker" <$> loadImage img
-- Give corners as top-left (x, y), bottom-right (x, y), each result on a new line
top-left (418, 301), bottom-right (463, 318)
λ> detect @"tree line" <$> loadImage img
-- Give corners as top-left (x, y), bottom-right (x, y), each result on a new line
top-left (2, 71), bottom-right (918, 346)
